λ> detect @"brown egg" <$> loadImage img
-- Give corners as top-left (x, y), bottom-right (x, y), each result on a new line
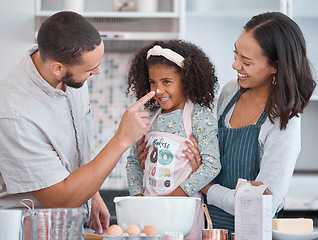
top-left (125, 224), bottom-right (141, 236)
top-left (143, 225), bottom-right (159, 236)
top-left (106, 224), bottom-right (123, 236)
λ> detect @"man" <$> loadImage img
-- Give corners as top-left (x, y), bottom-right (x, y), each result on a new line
top-left (0, 11), bottom-right (154, 234)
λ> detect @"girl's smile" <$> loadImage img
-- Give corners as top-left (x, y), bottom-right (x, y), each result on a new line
top-left (148, 64), bottom-right (186, 114)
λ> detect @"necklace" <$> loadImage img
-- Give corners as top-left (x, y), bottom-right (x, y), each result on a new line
top-left (240, 92), bottom-right (265, 127)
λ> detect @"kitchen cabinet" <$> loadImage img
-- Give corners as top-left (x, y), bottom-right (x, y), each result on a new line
top-left (286, 0), bottom-right (318, 173)
top-left (295, 99), bottom-right (318, 172)
top-left (35, 0), bottom-right (186, 43)
top-left (287, 0), bottom-right (318, 100)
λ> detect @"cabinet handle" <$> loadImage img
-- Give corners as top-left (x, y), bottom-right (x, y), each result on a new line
top-left (100, 34), bottom-right (125, 39)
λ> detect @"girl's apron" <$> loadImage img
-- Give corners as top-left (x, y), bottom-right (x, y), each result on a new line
top-left (208, 90), bottom-right (267, 238)
top-left (144, 101), bottom-right (204, 240)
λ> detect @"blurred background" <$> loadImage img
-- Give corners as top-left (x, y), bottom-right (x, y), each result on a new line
top-left (0, 0), bottom-right (317, 228)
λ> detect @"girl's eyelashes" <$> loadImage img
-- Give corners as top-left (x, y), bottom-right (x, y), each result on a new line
top-left (149, 80), bottom-right (156, 85)
top-left (148, 79), bottom-right (172, 86)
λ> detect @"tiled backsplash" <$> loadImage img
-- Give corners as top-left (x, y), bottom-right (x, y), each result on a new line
top-left (88, 52), bottom-right (136, 190)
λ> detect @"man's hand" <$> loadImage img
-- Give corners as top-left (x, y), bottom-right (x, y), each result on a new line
top-left (115, 91), bottom-right (155, 149)
top-left (31, 92), bottom-right (155, 210)
top-left (87, 192), bottom-right (110, 235)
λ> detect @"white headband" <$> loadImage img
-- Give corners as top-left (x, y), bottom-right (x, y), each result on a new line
top-left (146, 45), bottom-right (184, 68)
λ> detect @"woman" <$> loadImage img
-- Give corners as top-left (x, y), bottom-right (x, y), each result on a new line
top-left (199, 11), bottom-right (316, 236)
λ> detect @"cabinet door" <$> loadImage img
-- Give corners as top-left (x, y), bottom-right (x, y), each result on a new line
top-left (289, 0), bottom-right (318, 100)
top-left (289, 0), bottom-right (318, 172)
top-left (36, 0), bottom-right (179, 16)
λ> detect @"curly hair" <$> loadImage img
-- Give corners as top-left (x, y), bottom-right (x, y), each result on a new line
top-left (126, 40), bottom-right (219, 110)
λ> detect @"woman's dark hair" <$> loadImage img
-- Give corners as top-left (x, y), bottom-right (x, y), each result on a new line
top-left (127, 40), bottom-right (219, 110)
top-left (37, 11), bottom-right (101, 66)
top-left (244, 12), bottom-right (316, 129)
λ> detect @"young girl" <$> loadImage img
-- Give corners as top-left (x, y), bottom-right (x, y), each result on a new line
top-left (126, 40), bottom-right (221, 239)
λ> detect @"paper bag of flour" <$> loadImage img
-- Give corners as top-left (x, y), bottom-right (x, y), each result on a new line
top-left (234, 179), bottom-right (272, 240)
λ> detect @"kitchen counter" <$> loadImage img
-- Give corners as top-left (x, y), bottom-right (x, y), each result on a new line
top-left (283, 174), bottom-right (318, 211)
top-left (94, 189), bottom-right (318, 239)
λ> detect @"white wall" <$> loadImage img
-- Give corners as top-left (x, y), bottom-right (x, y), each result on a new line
top-left (0, 0), bottom-right (35, 79)
top-left (184, 0), bottom-right (281, 93)
top-left (185, 15), bottom-right (246, 92)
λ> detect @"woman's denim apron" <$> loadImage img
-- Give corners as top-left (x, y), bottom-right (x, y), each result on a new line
top-left (208, 90), bottom-right (267, 239)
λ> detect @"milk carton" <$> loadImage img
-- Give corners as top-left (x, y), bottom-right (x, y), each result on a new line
top-left (234, 179), bottom-right (272, 240)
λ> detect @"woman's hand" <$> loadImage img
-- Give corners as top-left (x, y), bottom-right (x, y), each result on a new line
top-left (137, 136), bottom-right (149, 169)
top-left (183, 135), bottom-right (202, 172)
top-left (201, 182), bottom-right (213, 195)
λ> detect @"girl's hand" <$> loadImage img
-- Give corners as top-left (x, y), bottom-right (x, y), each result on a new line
top-left (137, 136), bottom-right (149, 169)
top-left (183, 135), bottom-right (202, 172)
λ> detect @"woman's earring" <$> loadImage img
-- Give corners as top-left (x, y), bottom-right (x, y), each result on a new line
top-left (272, 76), bottom-right (277, 85)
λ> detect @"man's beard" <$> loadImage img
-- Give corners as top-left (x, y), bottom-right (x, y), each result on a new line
top-left (60, 70), bottom-right (84, 89)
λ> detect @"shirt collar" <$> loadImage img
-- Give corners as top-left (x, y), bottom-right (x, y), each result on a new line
top-left (25, 44), bottom-right (66, 98)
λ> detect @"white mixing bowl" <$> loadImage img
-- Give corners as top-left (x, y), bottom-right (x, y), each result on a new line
top-left (114, 196), bottom-right (200, 236)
